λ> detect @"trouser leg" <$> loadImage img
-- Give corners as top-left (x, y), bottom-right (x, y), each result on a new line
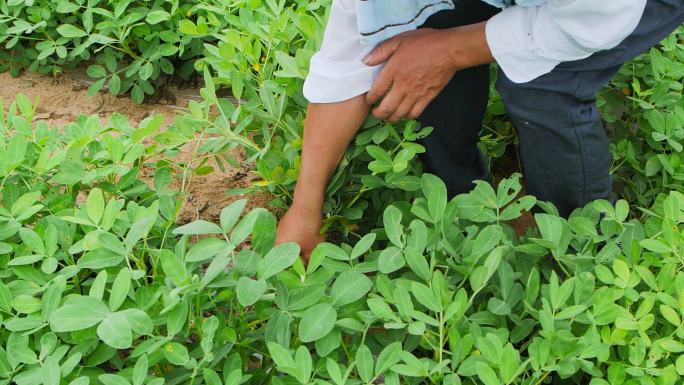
top-left (497, 0), bottom-right (684, 217)
top-left (417, 0), bottom-right (499, 197)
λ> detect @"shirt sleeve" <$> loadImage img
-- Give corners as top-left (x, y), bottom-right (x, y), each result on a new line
top-left (485, 0), bottom-right (648, 83)
top-left (303, 0), bottom-right (382, 103)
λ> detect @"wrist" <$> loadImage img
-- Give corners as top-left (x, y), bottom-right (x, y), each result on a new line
top-left (291, 186), bottom-right (325, 214)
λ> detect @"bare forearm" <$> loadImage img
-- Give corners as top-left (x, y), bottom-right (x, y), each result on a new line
top-left (445, 21), bottom-right (493, 70)
top-left (292, 95), bottom-right (370, 212)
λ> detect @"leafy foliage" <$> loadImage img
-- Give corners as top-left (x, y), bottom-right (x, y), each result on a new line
top-left (0, 0), bottom-right (326, 103)
top-left (600, 27), bottom-right (684, 208)
top-left (2, 96), bottom-right (684, 385)
top-left (1, 1), bottom-right (684, 384)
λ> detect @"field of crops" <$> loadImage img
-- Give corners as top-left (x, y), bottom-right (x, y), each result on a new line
top-left (2, 1), bottom-right (684, 385)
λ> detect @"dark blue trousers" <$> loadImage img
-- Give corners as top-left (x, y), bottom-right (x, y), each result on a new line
top-left (418, 0), bottom-right (684, 216)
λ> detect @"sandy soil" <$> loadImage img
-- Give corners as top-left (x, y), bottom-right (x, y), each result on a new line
top-left (0, 71), bottom-right (273, 224)
top-left (0, 71), bottom-right (180, 128)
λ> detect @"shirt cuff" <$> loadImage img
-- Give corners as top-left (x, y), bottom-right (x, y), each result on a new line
top-left (485, 6), bottom-right (581, 83)
top-left (303, 56), bottom-right (382, 103)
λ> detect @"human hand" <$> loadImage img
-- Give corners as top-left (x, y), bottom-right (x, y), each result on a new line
top-left (275, 203), bottom-right (325, 262)
top-left (363, 23), bottom-right (492, 122)
top-left (363, 28), bottom-right (459, 122)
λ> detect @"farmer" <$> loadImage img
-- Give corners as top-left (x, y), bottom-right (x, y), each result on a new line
top-left (276, 0), bottom-right (684, 257)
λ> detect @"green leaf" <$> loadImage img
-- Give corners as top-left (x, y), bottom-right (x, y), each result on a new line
top-left (132, 354), bottom-right (148, 385)
top-left (257, 242), bottom-right (300, 280)
top-left (185, 238), bottom-right (228, 262)
top-left (659, 339), bottom-right (684, 353)
top-left (12, 294), bottom-right (41, 314)
top-left (383, 206), bottom-right (404, 247)
top-left (203, 369), bottom-right (222, 385)
top-left (56, 2), bottom-right (80, 12)
top-left (267, 342), bottom-right (295, 368)
top-left (294, 346), bottom-right (312, 383)
top-left (427, 179), bottom-right (447, 223)
top-left (57, 24), bottom-right (87, 38)
top-left (97, 312), bottom-right (133, 349)
top-left (86, 188), bottom-right (105, 224)
top-left (160, 249), bottom-right (187, 286)
top-left (121, 309), bottom-right (153, 335)
top-left (11, 191), bottom-right (40, 217)
top-left (375, 342), bottom-right (402, 376)
top-left (124, 215), bottom-right (155, 251)
top-left (368, 298), bottom-right (397, 320)
top-left (163, 342), bottom-right (189, 365)
top-left (173, 220), bottom-right (222, 235)
top-left (327, 358), bottom-right (343, 385)
top-left (535, 213), bottom-right (568, 256)
top-left (139, 63), bottom-right (153, 81)
top-left (330, 270), bottom-right (372, 307)
top-left (379, 246), bottom-right (405, 274)
top-left (555, 305), bottom-right (587, 320)
top-left (230, 209), bottom-right (266, 245)
top-left (220, 199), bottom-right (247, 233)
top-left (7, 333), bottom-right (38, 365)
top-left (178, 20), bottom-right (198, 35)
top-left (131, 85), bottom-right (144, 104)
top-left (351, 233), bottom-right (376, 260)
top-left (411, 282), bottom-right (441, 312)
top-left (274, 51), bottom-right (304, 78)
top-left (42, 277), bottom-right (66, 322)
top-left (499, 344), bottom-right (521, 383)
top-left (87, 65), bottom-right (106, 79)
top-left (19, 227), bottom-right (45, 255)
top-left (640, 239), bottom-right (672, 253)
top-left (50, 296), bottom-right (109, 332)
top-left (476, 362), bottom-right (501, 385)
top-left (109, 269), bottom-right (130, 311)
top-left (99, 374), bottom-right (130, 385)
top-left (612, 259), bottom-right (630, 282)
top-left (202, 255), bottom-right (230, 287)
top-left (236, 277), bottom-right (267, 307)
top-left (0, 283), bottom-right (11, 313)
top-left (298, 303), bottom-right (337, 343)
top-left (487, 297), bottom-right (511, 316)
top-left (146, 10), bottom-right (170, 24)
top-left (287, 283), bottom-right (326, 311)
top-left (356, 345), bottom-right (374, 383)
top-left (312, 243), bottom-right (348, 261)
top-left (405, 247), bottom-right (430, 282)
top-left (661, 305), bottom-right (681, 326)
top-left (109, 75), bottom-right (121, 95)
top-left (89, 270), bottom-right (108, 300)
top-left (42, 356), bottom-right (60, 385)
top-left (393, 351), bottom-right (427, 377)
top-left (676, 355), bottom-right (684, 376)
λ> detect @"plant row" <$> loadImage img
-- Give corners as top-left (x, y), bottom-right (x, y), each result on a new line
top-left (1, 95), bottom-right (684, 385)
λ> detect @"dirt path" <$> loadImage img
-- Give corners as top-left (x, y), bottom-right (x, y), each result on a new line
top-left (0, 71), bottom-right (273, 224)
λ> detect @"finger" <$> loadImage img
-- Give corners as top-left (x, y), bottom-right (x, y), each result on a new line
top-left (373, 89), bottom-right (405, 121)
top-left (387, 96), bottom-right (417, 123)
top-left (366, 67), bottom-right (394, 105)
top-left (408, 99), bottom-right (431, 120)
top-left (363, 37), bottom-right (401, 66)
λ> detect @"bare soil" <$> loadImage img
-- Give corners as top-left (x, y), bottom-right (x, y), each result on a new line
top-left (0, 71), bottom-right (273, 224)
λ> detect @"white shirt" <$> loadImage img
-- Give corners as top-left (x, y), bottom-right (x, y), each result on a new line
top-left (303, 0), bottom-right (647, 103)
